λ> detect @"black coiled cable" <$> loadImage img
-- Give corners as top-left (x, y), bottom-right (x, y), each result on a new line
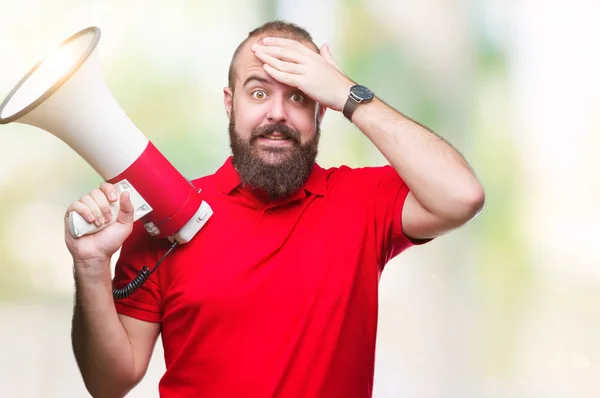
top-left (113, 239), bottom-right (180, 300)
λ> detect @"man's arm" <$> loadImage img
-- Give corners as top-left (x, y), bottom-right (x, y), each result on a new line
top-left (351, 97), bottom-right (485, 239)
top-left (72, 260), bottom-right (160, 398)
top-left (252, 38), bottom-right (485, 240)
top-left (66, 185), bottom-right (160, 398)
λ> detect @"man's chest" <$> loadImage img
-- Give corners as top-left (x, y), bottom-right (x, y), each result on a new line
top-left (157, 195), bottom-right (377, 321)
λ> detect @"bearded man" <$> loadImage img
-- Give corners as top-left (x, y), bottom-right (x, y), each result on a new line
top-left (66, 20), bottom-right (485, 398)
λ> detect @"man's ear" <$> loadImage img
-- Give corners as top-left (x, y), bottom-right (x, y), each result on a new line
top-left (224, 87), bottom-right (233, 119)
top-left (316, 103), bottom-right (327, 124)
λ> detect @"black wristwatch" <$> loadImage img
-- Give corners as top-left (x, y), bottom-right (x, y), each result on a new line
top-left (342, 84), bottom-right (374, 122)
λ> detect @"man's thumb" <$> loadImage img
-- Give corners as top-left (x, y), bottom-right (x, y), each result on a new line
top-left (320, 44), bottom-right (342, 71)
top-left (117, 191), bottom-right (134, 224)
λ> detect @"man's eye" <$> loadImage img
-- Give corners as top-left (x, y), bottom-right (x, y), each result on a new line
top-left (291, 93), bottom-right (304, 102)
top-left (252, 90), bottom-right (266, 99)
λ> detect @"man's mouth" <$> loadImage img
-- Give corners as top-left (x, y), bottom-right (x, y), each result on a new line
top-left (261, 132), bottom-right (290, 141)
top-left (255, 133), bottom-right (295, 149)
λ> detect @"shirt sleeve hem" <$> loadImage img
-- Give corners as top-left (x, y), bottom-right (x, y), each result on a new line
top-left (114, 302), bottom-right (161, 323)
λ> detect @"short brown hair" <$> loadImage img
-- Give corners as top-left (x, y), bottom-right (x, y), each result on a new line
top-left (227, 20), bottom-right (319, 90)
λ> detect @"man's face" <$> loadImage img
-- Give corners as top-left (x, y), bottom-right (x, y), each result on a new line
top-left (224, 36), bottom-right (326, 200)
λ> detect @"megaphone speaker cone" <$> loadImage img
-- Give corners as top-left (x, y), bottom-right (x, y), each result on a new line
top-left (0, 26), bottom-right (101, 124)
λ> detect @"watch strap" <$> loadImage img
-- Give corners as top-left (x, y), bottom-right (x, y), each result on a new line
top-left (342, 94), bottom-right (359, 121)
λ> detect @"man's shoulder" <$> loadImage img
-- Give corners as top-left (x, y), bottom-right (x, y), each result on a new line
top-left (318, 163), bottom-right (400, 185)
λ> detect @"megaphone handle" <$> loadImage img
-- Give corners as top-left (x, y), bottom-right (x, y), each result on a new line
top-left (67, 178), bottom-right (152, 239)
top-left (68, 198), bottom-right (120, 238)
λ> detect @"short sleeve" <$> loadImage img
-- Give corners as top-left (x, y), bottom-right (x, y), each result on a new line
top-left (112, 223), bottom-right (162, 323)
top-left (370, 166), bottom-right (432, 269)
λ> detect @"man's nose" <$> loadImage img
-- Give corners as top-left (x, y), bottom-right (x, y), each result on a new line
top-left (266, 95), bottom-right (287, 123)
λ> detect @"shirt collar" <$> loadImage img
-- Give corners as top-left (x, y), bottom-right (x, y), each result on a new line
top-left (217, 156), bottom-right (327, 197)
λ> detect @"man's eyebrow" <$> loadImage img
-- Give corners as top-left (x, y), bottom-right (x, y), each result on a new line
top-left (243, 75), bottom-right (270, 88)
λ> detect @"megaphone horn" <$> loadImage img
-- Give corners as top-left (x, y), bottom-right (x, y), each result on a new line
top-left (0, 26), bottom-right (213, 245)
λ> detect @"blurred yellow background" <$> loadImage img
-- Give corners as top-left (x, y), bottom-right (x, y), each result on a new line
top-left (0, 0), bottom-right (599, 397)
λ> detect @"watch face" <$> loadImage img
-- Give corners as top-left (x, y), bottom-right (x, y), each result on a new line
top-left (351, 85), bottom-right (374, 101)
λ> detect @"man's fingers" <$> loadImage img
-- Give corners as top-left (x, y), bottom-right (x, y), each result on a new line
top-left (254, 51), bottom-right (303, 74)
top-left (116, 191), bottom-right (134, 225)
top-left (78, 194), bottom-right (104, 226)
top-left (260, 37), bottom-right (315, 57)
top-left (99, 182), bottom-right (118, 202)
top-left (263, 64), bottom-right (295, 86)
top-left (320, 44), bottom-right (342, 72)
top-left (67, 201), bottom-right (96, 224)
top-left (89, 188), bottom-right (113, 223)
top-left (253, 43), bottom-right (305, 64)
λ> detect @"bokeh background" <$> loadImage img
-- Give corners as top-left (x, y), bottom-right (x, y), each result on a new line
top-left (1, 0), bottom-right (599, 397)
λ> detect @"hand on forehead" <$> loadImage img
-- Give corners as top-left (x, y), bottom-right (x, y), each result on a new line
top-left (251, 35), bottom-right (319, 54)
top-left (235, 36), bottom-right (317, 83)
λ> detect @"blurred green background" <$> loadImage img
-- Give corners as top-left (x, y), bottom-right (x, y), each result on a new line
top-left (0, 0), bottom-right (599, 397)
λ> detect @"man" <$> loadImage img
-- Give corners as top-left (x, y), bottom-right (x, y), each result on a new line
top-left (66, 20), bottom-right (484, 398)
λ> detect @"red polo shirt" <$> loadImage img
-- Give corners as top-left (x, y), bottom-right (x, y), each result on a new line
top-left (113, 157), bottom-right (428, 398)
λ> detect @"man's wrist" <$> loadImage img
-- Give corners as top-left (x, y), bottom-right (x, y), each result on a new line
top-left (73, 257), bottom-right (112, 283)
top-left (335, 81), bottom-right (355, 112)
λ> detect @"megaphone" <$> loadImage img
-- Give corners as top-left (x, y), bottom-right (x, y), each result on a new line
top-left (0, 26), bottom-right (213, 298)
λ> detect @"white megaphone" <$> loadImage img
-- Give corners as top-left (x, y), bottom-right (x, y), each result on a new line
top-left (0, 27), bottom-right (213, 298)
top-left (0, 26), bottom-right (213, 242)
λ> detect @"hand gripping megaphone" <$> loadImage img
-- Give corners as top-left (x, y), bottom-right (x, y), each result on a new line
top-left (0, 26), bottom-right (213, 299)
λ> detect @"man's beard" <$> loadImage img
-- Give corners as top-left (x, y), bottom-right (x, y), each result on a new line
top-left (228, 109), bottom-right (320, 201)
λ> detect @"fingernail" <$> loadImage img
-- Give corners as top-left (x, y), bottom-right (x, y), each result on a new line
top-left (252, 44), bottom-right (259, 51)
top-left (262, 37), bottom-right (271, 44)
top-left (105, 213), bottom-right (112, 222)
top-left (109, 193), bottom-right (117, 201)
